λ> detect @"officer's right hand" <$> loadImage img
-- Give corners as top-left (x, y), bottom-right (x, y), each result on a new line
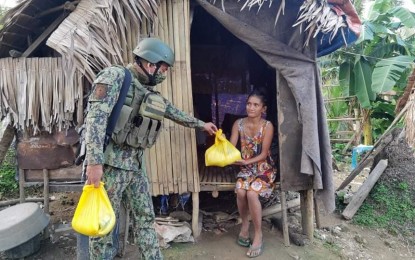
top-left (203, 122), bottom-right (218, 135)
top-left (86, 164), bottom-right (103, 188)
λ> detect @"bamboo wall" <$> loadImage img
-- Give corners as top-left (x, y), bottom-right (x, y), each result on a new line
top-left (144, 0), bottom-right (200, 196)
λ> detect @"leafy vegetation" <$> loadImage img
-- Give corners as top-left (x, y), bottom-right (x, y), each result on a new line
top-left (0, 147), bottom-right (18, 198)
top-left (322, 0), bottom-right (415, 146)
top-left (353, 180), bottom-right (415, 235)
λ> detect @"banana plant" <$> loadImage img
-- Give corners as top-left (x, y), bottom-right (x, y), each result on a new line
top-left (337, 0), bottom-right (415, 144)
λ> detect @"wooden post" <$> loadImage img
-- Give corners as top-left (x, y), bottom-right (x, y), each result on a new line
top-left (314, 197), bottom-right (321, 229)
top-left (43, 169), bottom-right (49, 213)
top-left (19, 168), bottom-right (25, 203)
top-left (280, 191), bottom-right (290, 246)
top-left (342, 159), bottom-right (388, 220)
top-left (192, 191), bottom-right (200, 238)
top-left (300, 189), bottom-right (314, 240)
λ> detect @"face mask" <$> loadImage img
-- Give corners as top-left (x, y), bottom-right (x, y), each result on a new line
top-left (153, 73), bottom-right (166, 85)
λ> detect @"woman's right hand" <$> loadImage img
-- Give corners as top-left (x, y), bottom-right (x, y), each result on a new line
top-left (233, 160), bottom-right (248, 166)
top-left (86, 164), bottom-right (103, 188)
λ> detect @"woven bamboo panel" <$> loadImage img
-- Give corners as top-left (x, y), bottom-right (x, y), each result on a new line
top-left (145, 0), bottom-right (200, 196)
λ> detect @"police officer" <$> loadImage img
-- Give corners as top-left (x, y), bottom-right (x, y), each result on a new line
top-left (84, 38), bottom-right (217, 259)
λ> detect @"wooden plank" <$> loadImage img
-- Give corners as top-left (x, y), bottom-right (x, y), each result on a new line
top-left (200, 184), bottom-right (235, 191)
top-left (49, 184), bottom-right (83, 192)
top-left (22, 14), bottom-right (67, 57)
top-left (342, 159), bottom-right (388, 220)
top-left (24, 166), bottom-right (82, 182)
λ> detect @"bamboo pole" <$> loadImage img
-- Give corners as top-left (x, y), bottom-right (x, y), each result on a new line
top-left (185, 0), bottom-right (200, 193)
top-left (167, 0), bottom-right (180, 195)
top-left (180, 0), bottom-right (194, 194)
top-left (172, 0), bottom-right (187, 194)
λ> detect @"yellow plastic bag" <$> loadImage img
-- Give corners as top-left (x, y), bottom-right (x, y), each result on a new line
top-left (72, 182), bottom-right (116, 237)
top-left (205, 129), bottom-right (242, 167)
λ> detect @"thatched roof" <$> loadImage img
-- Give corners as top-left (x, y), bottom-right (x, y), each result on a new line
top-left (46, 0), bottom-right (159, 81)
top-left (0, 0), bottom-right (159, 132)
top-left (0, 0), bottom-right (159, 80)
top-left (0, 0), bottom-right (75, 58)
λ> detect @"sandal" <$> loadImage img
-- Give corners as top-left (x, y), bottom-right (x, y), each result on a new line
top-left (237, 235), bottom-right (251, 247)
top-left (246, 242), bottom-right (263, 258)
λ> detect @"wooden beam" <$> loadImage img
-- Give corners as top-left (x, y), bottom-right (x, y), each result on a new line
top-left (21, 13), bottom-right (68, 57)
top-left (342, 160), bottom-right (388, 220)
top-left (35, 1), bottom-right (79, 18)
top-left (300, 190), bottom-right (314, 240)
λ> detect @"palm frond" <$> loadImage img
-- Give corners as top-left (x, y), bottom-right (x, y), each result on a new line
top-left (46, 0), bottom-right (159, 82)
top-left (293, 0), bottom-right (347, 46)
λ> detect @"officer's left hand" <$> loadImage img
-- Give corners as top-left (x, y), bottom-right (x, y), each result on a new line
top-left (203, 122), bottom-right (217, 135)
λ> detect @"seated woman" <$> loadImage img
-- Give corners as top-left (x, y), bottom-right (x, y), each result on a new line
top-left (229, 88), bottom-right (277, 258)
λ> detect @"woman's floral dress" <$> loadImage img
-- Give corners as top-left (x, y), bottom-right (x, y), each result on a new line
top-left (235, 118), bottom-right (277, 198)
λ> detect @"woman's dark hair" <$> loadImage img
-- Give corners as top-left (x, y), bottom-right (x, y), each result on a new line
top-left (247, 88), bottom-right (268, 107)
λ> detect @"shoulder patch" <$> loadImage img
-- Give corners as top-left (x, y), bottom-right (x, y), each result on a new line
top-left (93, 84), bottom-right (108, 100)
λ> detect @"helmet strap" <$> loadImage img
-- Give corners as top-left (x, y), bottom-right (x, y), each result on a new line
top-left (137, 59), bottom-right (160, 86)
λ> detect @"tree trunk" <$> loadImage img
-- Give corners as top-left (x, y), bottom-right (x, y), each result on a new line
top-left (0, 123), bottom-right (15, 164)
top-left (362, 109), bottom-right (372, 145)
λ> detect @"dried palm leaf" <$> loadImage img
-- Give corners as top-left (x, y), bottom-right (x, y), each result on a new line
top-left (293, 0), bottom-right (347, 47)
top-left (47, 0), bottom-right (159, 83)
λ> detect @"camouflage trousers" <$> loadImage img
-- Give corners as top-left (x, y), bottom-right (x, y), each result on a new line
top-left (89, 165), bottom-right (163, 260)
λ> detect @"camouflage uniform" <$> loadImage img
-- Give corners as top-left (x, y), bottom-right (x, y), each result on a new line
top-left (85, 64), bottom-right (205, 260)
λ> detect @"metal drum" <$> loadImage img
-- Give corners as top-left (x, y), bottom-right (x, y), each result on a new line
top-left (0, 202), bottom-right (50, 258)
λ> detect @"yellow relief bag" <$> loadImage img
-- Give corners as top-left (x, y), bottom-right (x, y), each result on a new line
top-left (205, 129), bottom-right (242, 167)
top-left (72, 182), bottom-right (116, 237)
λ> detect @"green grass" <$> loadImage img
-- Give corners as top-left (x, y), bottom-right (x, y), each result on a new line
top-left (353, 181), bottom-right (415, 234)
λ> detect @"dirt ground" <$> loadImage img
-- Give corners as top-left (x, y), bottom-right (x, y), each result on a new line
top-left (1, 166), bottom-right (413, 260)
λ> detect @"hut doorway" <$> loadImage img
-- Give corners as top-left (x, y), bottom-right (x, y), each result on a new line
top-left (190, 5), bottom-right (278, 193)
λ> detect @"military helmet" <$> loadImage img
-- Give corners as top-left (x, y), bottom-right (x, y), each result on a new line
top-left (133, 38), bottom-right (175, 67)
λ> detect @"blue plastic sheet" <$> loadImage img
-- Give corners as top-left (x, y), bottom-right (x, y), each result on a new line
top-left (317, 26), bottom-right (358, 57)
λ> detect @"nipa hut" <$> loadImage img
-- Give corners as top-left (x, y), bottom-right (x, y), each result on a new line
top-left (0, 0), bottom-right (361, 242)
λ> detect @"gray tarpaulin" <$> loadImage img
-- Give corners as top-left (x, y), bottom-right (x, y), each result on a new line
top-left (196, 0), bottom-right (335, 212)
